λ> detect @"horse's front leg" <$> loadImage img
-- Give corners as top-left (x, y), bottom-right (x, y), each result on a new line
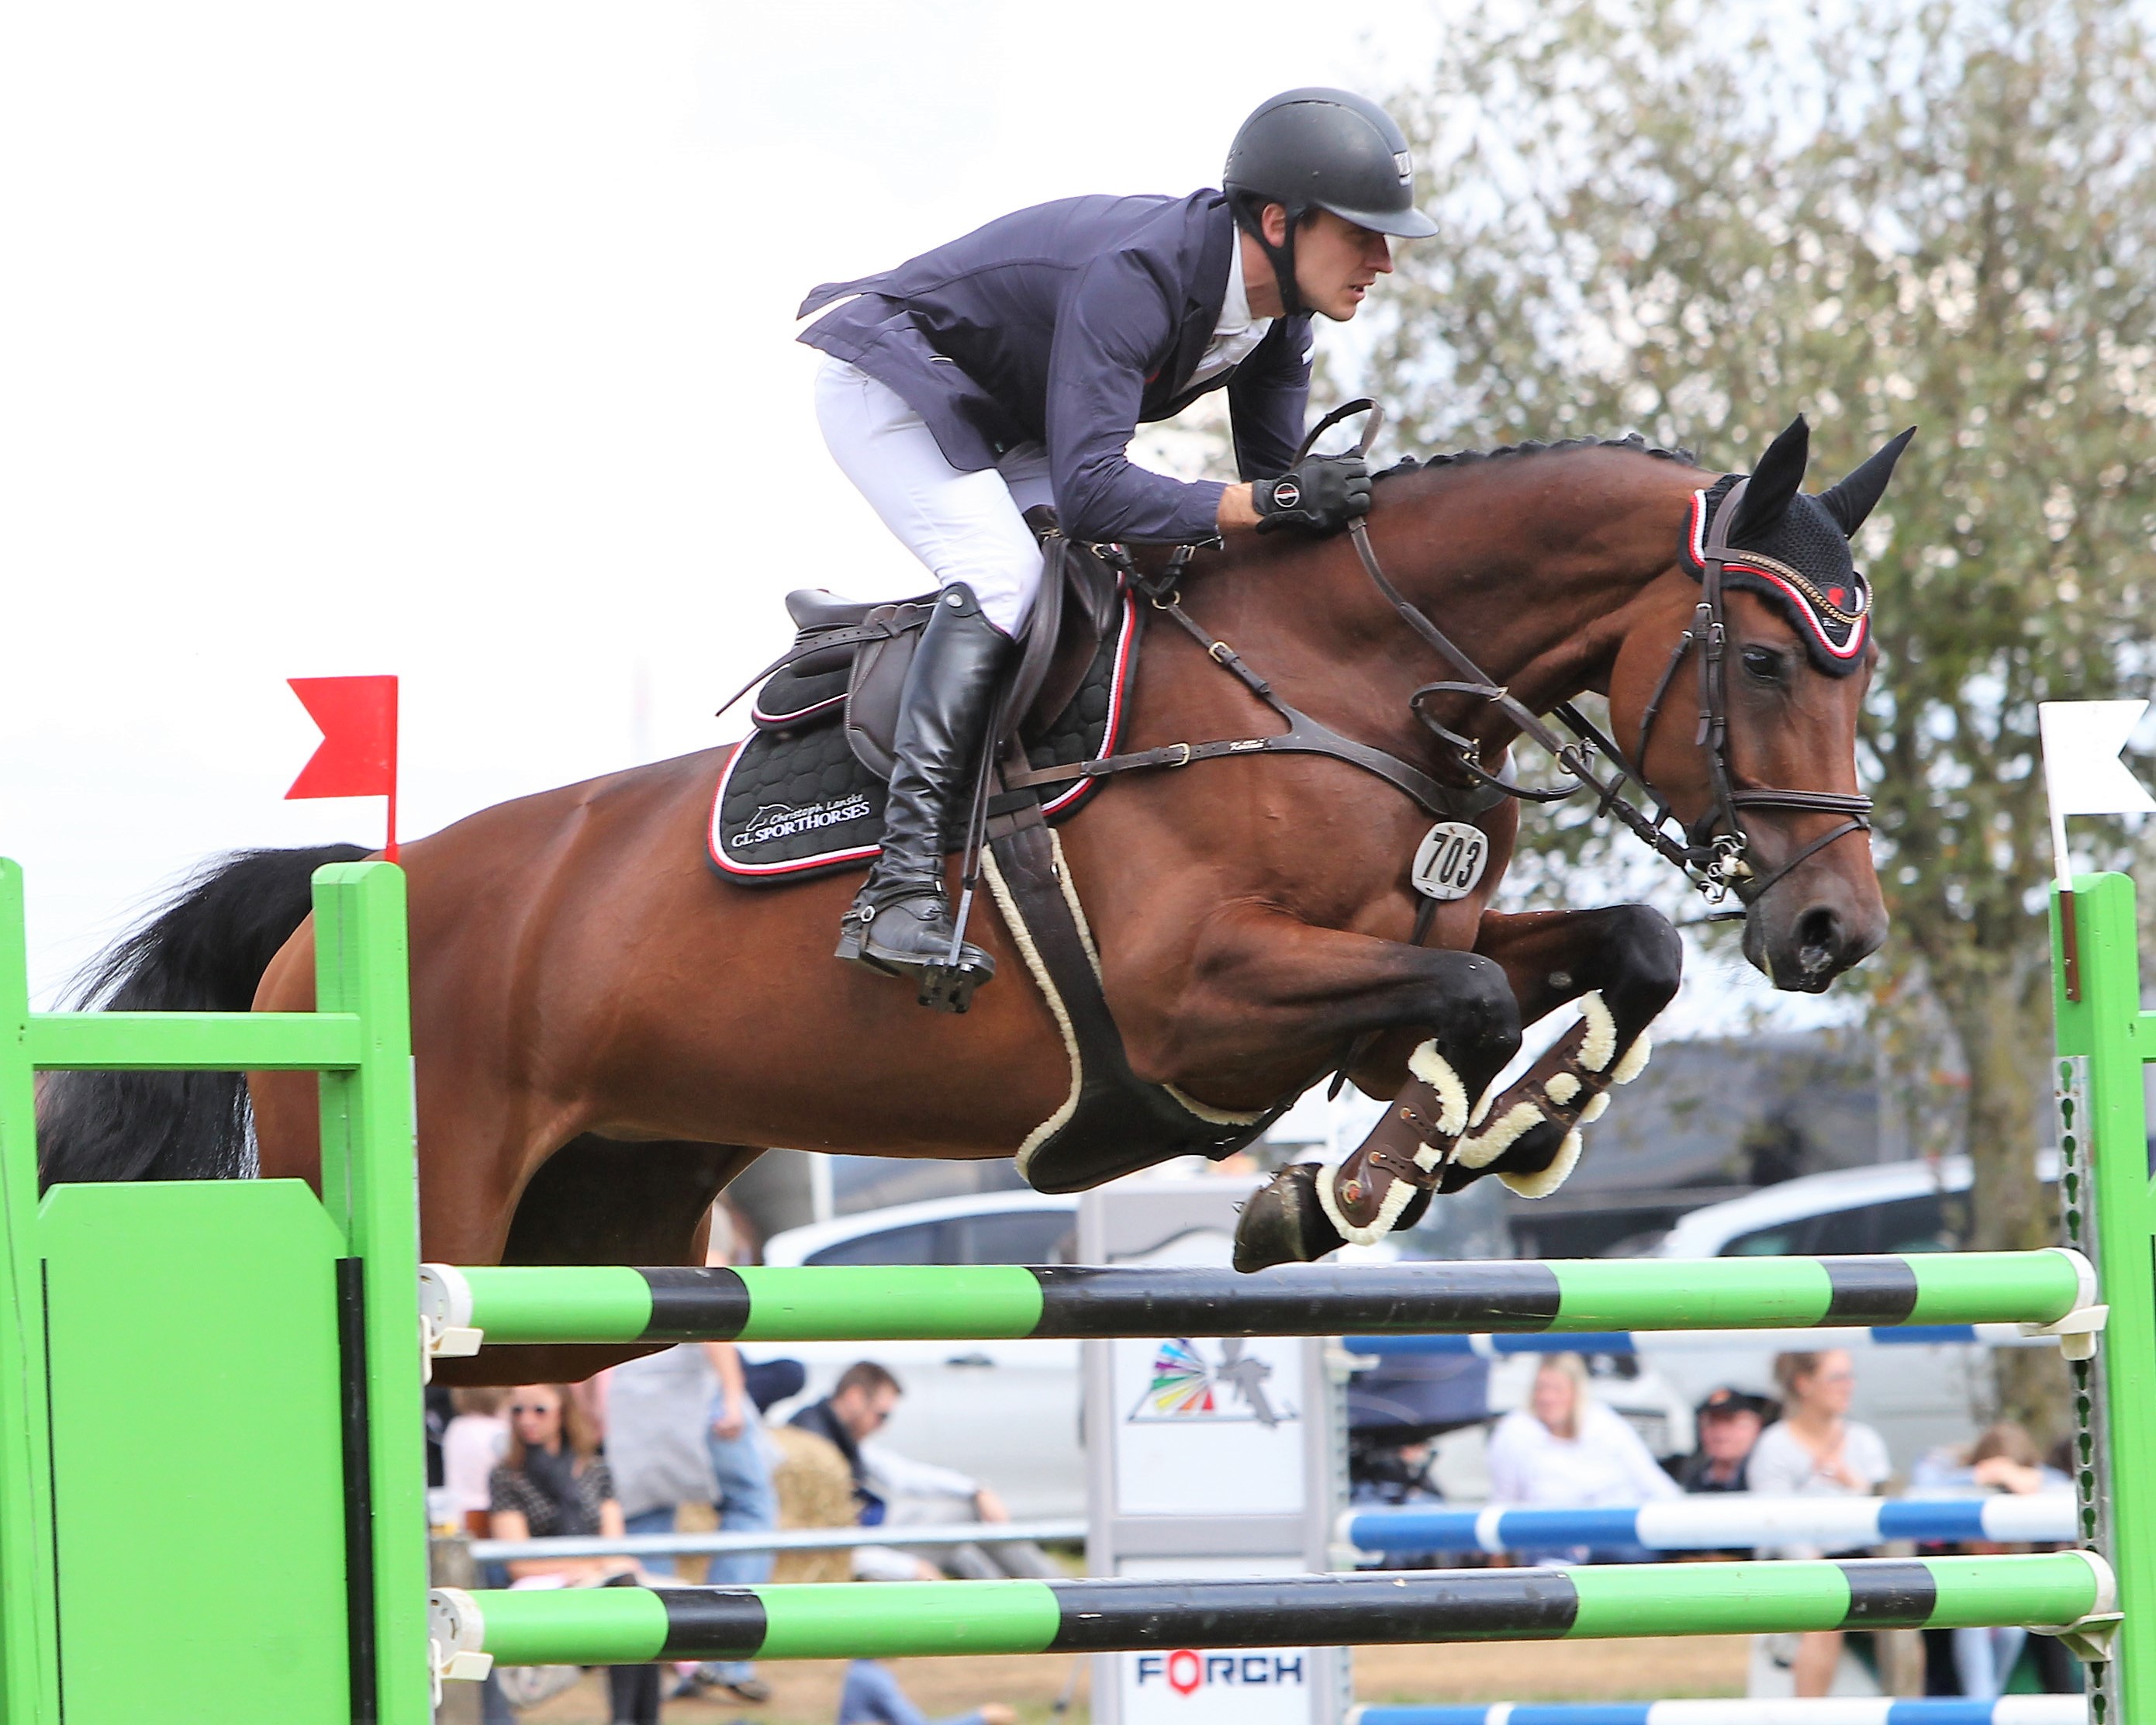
top-left (1437, 904), bottom-right (1683, 1201)
top-left (1235, 903), bottom-right (1681, 1270)
top-left (1431, 901), bottom-right (1681, 1198)
top-left (1166, 916), bottom-right (1521, 1271)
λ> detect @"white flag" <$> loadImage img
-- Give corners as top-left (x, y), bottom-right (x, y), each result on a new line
top-left (2039, 699), bottom-right (2155, 888)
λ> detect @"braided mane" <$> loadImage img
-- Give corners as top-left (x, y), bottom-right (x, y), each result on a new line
top-left (1374, 430), bottom-right (1699, 483)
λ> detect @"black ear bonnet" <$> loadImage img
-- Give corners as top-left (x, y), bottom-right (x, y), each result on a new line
top-left (1680, 474), bottom-right (1871, 676)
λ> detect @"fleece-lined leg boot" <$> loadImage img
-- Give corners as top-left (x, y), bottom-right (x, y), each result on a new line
top-left (1443, 990), bottom-right (1651, 1197)
top-left (1232, 1042), bottom-right (1473, 1272)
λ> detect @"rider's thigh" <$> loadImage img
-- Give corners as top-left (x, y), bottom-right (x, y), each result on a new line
top-left (814, 358), bottom-right (1039, 634)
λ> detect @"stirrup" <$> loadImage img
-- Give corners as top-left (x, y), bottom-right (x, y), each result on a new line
top-left (915, 956), bottom-right (993, 1015)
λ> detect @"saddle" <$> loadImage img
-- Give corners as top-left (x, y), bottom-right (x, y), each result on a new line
top-left (708, 531), bottom-right (1132, 883)
top-left (773, 520), bottom-right (1118, 778)
top-left (707, 527), bottom-right (1284, 1188)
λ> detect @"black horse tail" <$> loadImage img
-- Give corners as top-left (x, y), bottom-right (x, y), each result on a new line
top-left (36, 843), bottom-right (373, 1188)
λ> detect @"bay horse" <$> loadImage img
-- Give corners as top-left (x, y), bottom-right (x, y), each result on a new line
top-left (39, 413), bottom-right (1904, 1382)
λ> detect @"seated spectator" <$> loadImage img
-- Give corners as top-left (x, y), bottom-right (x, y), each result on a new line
top-left (1911, 1419), bottom-right (2067, 1498)
top-left (1911, 1421), bottom-right (2071, 1699)
top-left (791, 1360), bottom-right (1058, 1582)
top-left (1485, 1353), bottom-right (1677, 1564)
top-left (1675, 1387), bottom-right (1773, 1493)
top-left (838, 1660), bottom-right (1016, 1725)
top-left (488, 1384), bottom-right (657, 1725)
top-left (441, 1386), bottom-right (510, 1534)
top-left (1748, 1350), bottom-right (1892, 1699)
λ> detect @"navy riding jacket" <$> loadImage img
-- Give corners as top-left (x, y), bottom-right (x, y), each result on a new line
top-left (798, 191), bottom-right (1312, 544)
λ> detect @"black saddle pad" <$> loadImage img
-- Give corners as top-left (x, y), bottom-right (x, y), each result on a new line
top-left (707, 593), bottom-right (1139, 885)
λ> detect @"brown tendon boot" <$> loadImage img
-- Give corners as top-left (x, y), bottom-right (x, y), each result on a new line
top-left (1447, 990), bottom-right (1652, 1199)
top-left (1315, 1041), bottom-right (1472, 1247)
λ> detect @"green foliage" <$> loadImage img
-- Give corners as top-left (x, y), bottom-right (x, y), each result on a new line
top-left (1361, 0), bottom-right (2156, 1434)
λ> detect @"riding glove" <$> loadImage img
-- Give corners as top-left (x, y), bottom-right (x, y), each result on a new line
top-left (1253, 453), bottom-right (1373, 536)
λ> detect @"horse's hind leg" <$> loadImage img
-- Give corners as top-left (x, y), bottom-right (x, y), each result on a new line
top-left (1439, 903), bottom-right (1683, 1199)
top-left (432, 1136), bottom-right (763, 1387)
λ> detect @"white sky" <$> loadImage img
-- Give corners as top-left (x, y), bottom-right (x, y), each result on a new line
top-left (0, 1), bottom-right (1823, 1042)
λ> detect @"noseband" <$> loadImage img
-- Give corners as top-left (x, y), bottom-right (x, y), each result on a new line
top-left (1319, 403), bottom-right (1874, 909)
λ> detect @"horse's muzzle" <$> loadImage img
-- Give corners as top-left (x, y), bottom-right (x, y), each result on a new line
top-left (1743, 883), bottom-right (1888, 993)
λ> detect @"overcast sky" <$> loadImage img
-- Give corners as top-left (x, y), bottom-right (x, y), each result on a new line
top-left (0, 2), bottom-right (1831, 1045)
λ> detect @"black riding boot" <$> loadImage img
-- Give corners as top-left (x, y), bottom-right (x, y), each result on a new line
top-left (835, 583), bottom-right (1015, 1011)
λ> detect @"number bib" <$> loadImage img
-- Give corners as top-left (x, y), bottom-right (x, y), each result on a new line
top-left (1410, 821), bottom-right (1490, 902)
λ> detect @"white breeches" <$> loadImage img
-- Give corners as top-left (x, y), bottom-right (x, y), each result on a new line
top-left (814, 357), bottom-right (1049, 636)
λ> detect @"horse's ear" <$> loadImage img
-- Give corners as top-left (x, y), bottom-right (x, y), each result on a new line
top-left (1729, 416), bottom-right (1811, 541)
top-left (1818, 427), bottom-right (1917, 538)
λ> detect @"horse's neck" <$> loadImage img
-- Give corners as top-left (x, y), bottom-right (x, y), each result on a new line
top-left (1359, 458), bottom-right (1703, 721)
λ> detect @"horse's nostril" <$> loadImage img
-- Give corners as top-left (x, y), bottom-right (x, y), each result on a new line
top-left (1795, 905), bottom-right (1843, 972)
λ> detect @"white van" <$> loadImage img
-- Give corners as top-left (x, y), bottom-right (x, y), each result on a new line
top-left (1636, 1155), bottom-right (2061, 1467)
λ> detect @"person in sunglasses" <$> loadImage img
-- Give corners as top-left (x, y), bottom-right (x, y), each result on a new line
top-left (487, 1384), bottom-right (656, 1724)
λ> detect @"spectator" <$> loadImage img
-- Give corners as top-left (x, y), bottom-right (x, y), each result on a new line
top-left (837, 1661), bottom-right (1016, 1725)
top-left (791, 1360), bottom-right (1058, 1582)
top-left (1484, 1353), bottom-right (1678, 1564)
top-left (1911, 1421), bottom-right (2070, 1698)
top-left (487, 1384), bottom-right (657, 1725)
top-left (1747, 1350), bottom-right (1892, 1698)
top-left (442, 1387), bottom-right (510, 1533)
top-left (679, 1220), bottom-right (784, 1705)
top-left (1675, 1387), bottom-right (1773, 1494)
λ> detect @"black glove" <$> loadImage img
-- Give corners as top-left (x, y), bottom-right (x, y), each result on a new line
top-left (1253, 452), bottom-right (1373, 536)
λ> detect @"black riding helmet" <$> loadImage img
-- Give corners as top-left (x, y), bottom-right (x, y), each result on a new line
top-left (1223, 88), bottom-right (1439, 317)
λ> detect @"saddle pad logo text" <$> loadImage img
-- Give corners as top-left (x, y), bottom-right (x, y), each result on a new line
top-left (732, 793), bottom-right (872, 849)
top-left (1411, 821), bottom-right (1489, 901)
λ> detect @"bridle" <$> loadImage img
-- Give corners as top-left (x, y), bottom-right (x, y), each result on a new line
top-left (1322, 400), bottom-right (1874, 910)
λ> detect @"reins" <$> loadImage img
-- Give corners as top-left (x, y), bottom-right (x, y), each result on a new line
top-left (1318, 400), bottom-right (1871, 909)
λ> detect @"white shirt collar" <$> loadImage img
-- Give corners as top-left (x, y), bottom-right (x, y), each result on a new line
top-left (1219, 233), bottom-right (1257, 334)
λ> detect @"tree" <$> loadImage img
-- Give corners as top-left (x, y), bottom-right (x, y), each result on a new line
top-left (1362, 0), bottom-right (2156, 1438)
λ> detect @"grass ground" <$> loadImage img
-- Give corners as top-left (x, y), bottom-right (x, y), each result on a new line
top-left (520, 1636), bottom-right (1753, 1723)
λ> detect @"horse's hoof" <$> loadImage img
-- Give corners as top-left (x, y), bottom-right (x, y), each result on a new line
top-left (1232, 1163), bottom-right (1345, 1271)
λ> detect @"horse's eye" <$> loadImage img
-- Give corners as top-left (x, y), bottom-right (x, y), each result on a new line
top-left (1740, 645), bottom-right (1788, 684)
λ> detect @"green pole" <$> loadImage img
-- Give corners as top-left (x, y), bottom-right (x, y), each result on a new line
top-left (2054, 873), bottom-right (2156, 1723)
top-left (433, 1251), bottom-right (2089, 1347)
top-left (0, 861), bottom-right (60, 1722)
top-left (313, 863), bottom-right (433, 1725)
top-left (433, 1552), bottom-right (2109, 1668)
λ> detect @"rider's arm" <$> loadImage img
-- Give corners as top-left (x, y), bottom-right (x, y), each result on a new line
top-left (1045, 249), bottom-right (1233, 543)
top-left (1226, 316), bottom-right (1315, 480)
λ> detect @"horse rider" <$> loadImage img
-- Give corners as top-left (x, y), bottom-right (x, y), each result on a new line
top-left (798, 87), bottom-right (1439, 1001)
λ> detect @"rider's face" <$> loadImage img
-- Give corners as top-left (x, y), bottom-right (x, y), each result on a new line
top-left (1287, 208), bottom-right (1393, 321)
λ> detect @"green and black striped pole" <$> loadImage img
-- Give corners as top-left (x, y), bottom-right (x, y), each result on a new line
top-left (420, 1250), bottom-right (2094, 1350)
top-left (430, 1553), bottom-right (2113, 1670)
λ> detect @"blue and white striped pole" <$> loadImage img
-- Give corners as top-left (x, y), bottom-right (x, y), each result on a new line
top-left (1340, 1495), bottom-right (2078, 1557)
top-left (1343, 1326), bottom-right (2055, 1359)
top-left (1350, 1700), bottom-right (2085, 1723)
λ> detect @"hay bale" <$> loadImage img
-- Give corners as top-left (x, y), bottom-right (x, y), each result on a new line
top-left (767, 1423), bottom-right (858, 1585)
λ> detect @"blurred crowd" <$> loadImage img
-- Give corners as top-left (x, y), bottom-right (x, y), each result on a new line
top-left (1353, 1346), bottom-right (2080, 1702)
top-left (427, 1211), bottom-right (1026, 1725)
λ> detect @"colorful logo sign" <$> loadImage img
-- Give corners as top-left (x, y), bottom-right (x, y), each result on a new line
top-left (1125, 1337), bottom-right (1298, 1428)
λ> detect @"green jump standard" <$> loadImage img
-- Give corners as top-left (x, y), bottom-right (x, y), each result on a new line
top-left (420, 1250), bottom-right (2096, 1348)
top-left (431, 1553), bottom-right (2114, 1668)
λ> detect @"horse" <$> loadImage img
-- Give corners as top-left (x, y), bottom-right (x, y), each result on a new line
top-left (39, 413), bottom-right (1904, 1383)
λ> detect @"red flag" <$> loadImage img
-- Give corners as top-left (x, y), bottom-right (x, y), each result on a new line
top-left (286, 675), bottom-right (399, 860)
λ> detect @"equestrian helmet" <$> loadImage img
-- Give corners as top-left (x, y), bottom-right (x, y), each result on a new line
top-left (1223, 88), bottom-right (1439, 238)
